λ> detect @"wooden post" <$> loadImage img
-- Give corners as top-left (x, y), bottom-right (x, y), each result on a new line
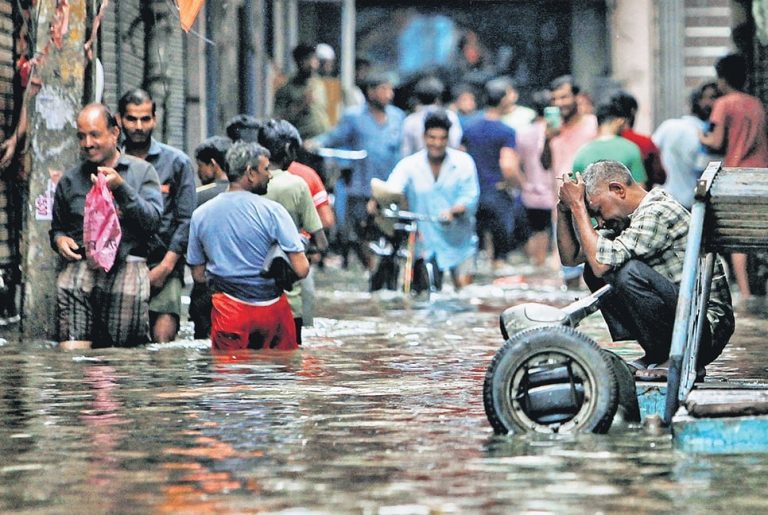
top-left (22, 0), bottom-right (86, 339)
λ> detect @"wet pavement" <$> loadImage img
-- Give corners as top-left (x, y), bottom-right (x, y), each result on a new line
top-left (2, 258), bottom-right (768, 513)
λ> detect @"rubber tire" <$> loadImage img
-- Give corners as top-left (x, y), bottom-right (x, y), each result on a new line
top-left (484, 326), bottom-right (619, 435)
top-left (370, 255), bottom-right (398, 291)
top-left (601, 350), bottom-right (641, 423)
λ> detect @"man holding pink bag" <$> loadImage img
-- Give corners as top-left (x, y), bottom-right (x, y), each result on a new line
top-left (50, 103), bottom-right (163, 349)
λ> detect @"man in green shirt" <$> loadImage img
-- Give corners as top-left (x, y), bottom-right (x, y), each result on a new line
top-left (258, 119), bottom-right (328, 344)
top-left (572, 101), bottom-right (647, 185)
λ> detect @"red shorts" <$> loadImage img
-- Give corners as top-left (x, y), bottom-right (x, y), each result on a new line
top-left (210, 293), bottom-right (298, 351)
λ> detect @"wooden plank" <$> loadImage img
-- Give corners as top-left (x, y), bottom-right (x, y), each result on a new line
top-left (685, 388), bottom-right (768, 417)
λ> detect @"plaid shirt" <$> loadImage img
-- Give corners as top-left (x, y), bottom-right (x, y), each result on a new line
top-left (596, 188), bottom-right (688, 282)
top-left (596, 187), bottom-right (733, 350)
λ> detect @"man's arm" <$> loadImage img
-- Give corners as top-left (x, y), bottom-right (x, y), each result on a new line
top-left (700, 123), bottom-right (725, 152)
top-left (191, 264), bottom-right (206, 284)
top-left (288, 251), bottom-right (310, 279)
top-left (309, 228), bottom-right (328, 251)
top-left (0, 94), bottom-right (28, 170)
top-left (109, 165), bottom-right (163, 233)
top-left (316, 204), bottom-right (335, 229)
top-left (49, 177), bottom-right (84, 261)
top-left (555, 203), bottom-right (584, 267)
top-left (558, 175), bottom-right (610, 276)
top-left (150, 157), bottom-right (197, 287)
top-left (444, 155), bottom-right (480, 220)
top-left (499, 147), bottom-right (524, 188)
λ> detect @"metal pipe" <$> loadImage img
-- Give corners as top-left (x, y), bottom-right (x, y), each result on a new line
top-left (664, 199), bottom-right (707, 424)
top-left (340, 0), bottom-right (356, 99)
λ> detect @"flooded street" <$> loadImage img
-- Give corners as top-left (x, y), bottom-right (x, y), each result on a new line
top-left (2, 262), bottom-right (768, 513)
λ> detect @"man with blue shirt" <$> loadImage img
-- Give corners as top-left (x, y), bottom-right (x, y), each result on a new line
top-left (462, 77), bottom-right (524, 269)
top-left (187, 141), bottom-right (309, 351)
top-left (382, 110), bottom-right (480, 289)
top-left (653, 82), bottom-right (718, 209)
top-left (310, 72), bottom-right (405, 269)
top-left (117, 89), bottom-right (197, 343)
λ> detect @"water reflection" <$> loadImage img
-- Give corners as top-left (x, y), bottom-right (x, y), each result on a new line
top-left (0, 265), bottom-right (767, 512)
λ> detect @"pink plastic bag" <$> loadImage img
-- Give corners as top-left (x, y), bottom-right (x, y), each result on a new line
top-left (83, 174), bottom-right (122, 272)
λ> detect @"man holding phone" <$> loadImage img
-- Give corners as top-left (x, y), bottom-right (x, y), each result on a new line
top-left (547, 75), bottom-right (598, 289)
top-left (50, 103), bottom-right (163, 349)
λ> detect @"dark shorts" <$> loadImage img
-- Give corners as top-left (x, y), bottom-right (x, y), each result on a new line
top-left (56, 259), bottom-right (151, 347)
top-left (525, 208), bottom-right (553, 234)
top-left (210, 293), bottom-right (298, 351)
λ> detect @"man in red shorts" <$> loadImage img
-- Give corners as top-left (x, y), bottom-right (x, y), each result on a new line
top-left (186, 141), bottom-right (309, 350)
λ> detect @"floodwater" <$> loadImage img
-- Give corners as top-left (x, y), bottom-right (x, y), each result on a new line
top-left (2, 262), bottom-right (768, 514)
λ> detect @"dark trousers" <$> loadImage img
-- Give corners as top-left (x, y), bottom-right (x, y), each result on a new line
top-left (584, 260), bottom-right (712, 365)
top-left (476, 189), bottom-right (528, 260)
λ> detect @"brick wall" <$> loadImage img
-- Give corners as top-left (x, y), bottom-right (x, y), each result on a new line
top-left (0, 0), bottom-right (13, 139)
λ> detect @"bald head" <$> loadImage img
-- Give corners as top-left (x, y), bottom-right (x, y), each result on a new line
top-left (77, 103), bottom-right (120, 165)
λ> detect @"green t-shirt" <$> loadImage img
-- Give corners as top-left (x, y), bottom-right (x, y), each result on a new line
top-left (572, 136), bottom-right (647, 184)
top-left (265, 168), bottom-right (322, 317)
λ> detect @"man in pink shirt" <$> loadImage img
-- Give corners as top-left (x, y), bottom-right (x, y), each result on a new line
top-left (547, 75), bottom-right (598, 179)
top-left (547, 75), bottom-right (598, 288)
top-left (701, 53), bottom-right (768, 308)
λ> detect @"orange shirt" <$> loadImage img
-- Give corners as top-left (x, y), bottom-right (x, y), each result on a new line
top-left (710, 91), bottom-right (768, 167)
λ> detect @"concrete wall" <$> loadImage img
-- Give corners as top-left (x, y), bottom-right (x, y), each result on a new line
top-left (609, 0), bottom-right (655, 133)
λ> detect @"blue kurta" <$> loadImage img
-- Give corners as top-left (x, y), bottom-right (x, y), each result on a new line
top-left (315, 104), bottom-right (405, 198)
top-left (385, 148), bottom-right (480, 270)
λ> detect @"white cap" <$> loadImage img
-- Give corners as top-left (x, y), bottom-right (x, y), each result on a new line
top-left (316, 43), bottom-right (335, 61)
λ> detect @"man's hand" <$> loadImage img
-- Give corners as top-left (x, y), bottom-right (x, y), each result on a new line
top-left (55, 235), bottom-right (83, 261)
top-left (558, 172), bottom-right (586, 211)
top-left (148, 263), bottom-right (172, 289)
top-left (92, 166), bottom-right (124, 190)
top-left (0, 136), bottom-right (17, 170)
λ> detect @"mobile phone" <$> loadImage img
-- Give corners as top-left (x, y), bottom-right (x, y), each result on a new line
top-left (544, 106), bottom-right (562, 129)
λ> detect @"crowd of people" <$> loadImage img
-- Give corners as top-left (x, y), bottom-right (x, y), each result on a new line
top-left (0, 41), bottom-right (766, 367)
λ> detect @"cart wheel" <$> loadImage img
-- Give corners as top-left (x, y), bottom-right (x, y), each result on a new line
top-left (601, 350), bottom-right (641, 423)
top-left (483, 326), bottom-right (619, 435)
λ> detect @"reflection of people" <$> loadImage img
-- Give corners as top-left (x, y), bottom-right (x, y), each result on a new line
top-left (382, 110), bottom-right (479, 289)
top-left (700, 53), bottom-right (768, 308)
top-left (117, 89), bottom-right (197, 343)
top-left (187, 141), bottom-right (309, 351)
top-left (557, 160), bottom-right (734, 378)
top-left (50, 103), bottom-right (163, 349)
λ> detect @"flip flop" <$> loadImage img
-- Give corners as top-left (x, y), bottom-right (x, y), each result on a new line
top-left (626, 359), bottom-right (648, 375)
